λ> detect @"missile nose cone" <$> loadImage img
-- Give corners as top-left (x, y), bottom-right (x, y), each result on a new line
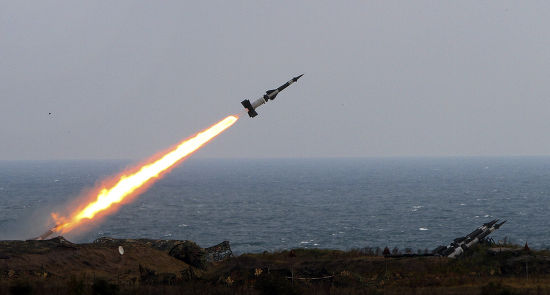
top-left (293, 74), bottom-right (304, 82)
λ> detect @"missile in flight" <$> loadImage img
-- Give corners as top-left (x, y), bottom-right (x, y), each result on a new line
top-left (241, 74), bottom-right (303, 118)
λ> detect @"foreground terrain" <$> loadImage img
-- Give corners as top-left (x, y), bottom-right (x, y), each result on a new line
top-left (1, 237), bottom-right (550, 294)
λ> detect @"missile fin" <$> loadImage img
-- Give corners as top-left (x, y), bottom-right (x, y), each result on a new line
top-left (241, 99), bottom-right (258, 118)
top-left (248, 109), bottom-right (258, 117)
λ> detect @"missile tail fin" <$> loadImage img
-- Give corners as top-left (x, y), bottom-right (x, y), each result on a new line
top-left (241, 99), bottom-right (258, 118)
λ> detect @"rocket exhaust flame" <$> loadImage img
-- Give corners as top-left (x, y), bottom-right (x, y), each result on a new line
top-left (34, 115), bottom-right (239, 240)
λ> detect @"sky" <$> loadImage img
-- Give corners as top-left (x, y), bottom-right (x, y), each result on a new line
top-left (1, 1), bottom-right (550, 160)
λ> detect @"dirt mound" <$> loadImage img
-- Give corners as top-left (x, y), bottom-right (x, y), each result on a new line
top-left (0, 236), bottom-right (231, 283)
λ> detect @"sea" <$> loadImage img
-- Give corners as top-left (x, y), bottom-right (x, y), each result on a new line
top-left (0, 157), bottom-right (548, 254)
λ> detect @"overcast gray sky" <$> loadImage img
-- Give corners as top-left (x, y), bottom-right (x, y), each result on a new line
top-left (1, 1), bottom-right (550, 160)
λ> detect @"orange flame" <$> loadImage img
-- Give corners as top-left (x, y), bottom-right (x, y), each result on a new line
top-left (51, 115), bottom-right (238, 235)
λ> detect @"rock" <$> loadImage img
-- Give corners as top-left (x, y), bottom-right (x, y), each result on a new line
top-left (168, 241), bottom-right (207, 270)
top-left (205, 240), bottom-right (232, 262)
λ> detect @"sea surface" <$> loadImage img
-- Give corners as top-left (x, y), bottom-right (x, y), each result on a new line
top-left (0, 157), bottom-right (549, 254)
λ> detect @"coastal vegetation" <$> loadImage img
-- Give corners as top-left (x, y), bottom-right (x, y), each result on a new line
top-left (1, 238), bottom-right (549, 294)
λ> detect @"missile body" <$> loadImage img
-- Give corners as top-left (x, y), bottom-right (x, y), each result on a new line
top-left (434, 219), bottom-right (506, 258)
top-left (464, 220), bottom-right (506, 248)
top-left (241, 74), bottom-right (303, 118)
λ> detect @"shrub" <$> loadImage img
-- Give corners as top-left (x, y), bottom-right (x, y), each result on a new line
top-left (169, 241), bottom-right (207, 269)
top-left (67, 276), bottom-right (85, 295)
top-left (92, 278), bottom-right (119, 295)
top-left (255, 274), bottom-right (300, 295)
top-left (391, 247), bottom-right (400, 255)
top-left (9, 281), bottom-right (32, 295)
top-left (480, 281), bottom-right (516, 295)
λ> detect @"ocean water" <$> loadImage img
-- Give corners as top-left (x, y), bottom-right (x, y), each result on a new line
top-left (0, 157), bottom-right (549, 254)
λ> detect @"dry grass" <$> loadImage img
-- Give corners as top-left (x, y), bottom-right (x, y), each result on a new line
top-left (2, 240), bottom-right (550, 294)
